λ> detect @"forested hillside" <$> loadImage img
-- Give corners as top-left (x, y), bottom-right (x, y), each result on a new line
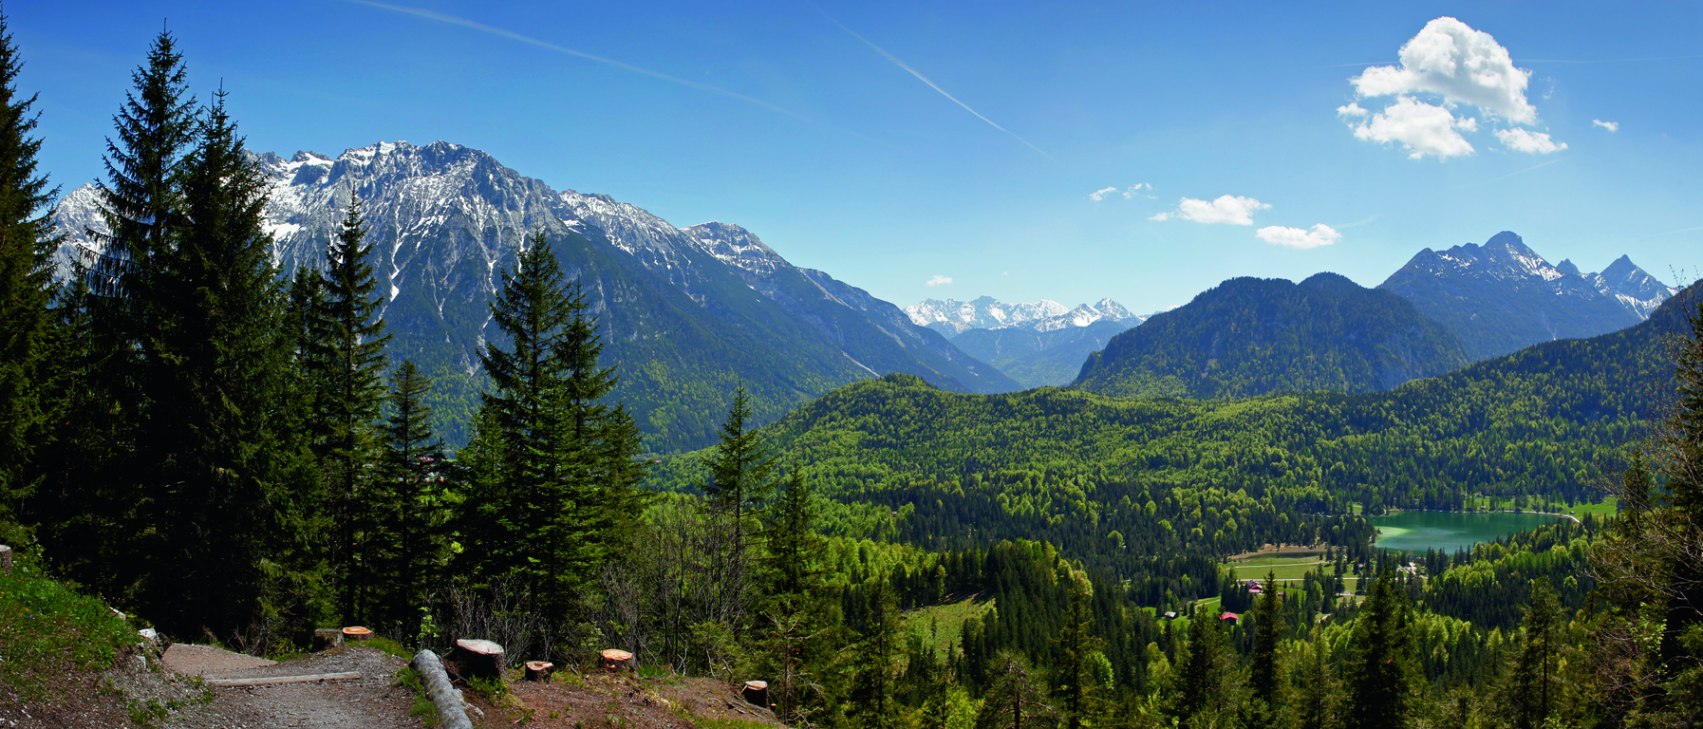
top-left (1076, 273), bottom-right (1469, 398)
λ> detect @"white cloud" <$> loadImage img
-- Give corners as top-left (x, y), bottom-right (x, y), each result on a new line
top-left (1592, 119), bottom-right (1620, 133)
top-left (925, 274), bottom-right (953, 287)
top-left (1256, 224), bottom-right (1341, 249)
top-left (1152, 195), bottom-right (1270, 226)
top-left (1352, 17), bottom-right (1535, 123)
top-left (1148, 212), bottom-right (1171, 222)
top-left (1343, 17), bottom-right (1564, 159)
top-left (1090, 183), bottom-right (1153, 202)
top-left (1495, 128), bottom-right (1567, 154)
top-left (1346, 96), bottom-right (1476, 160)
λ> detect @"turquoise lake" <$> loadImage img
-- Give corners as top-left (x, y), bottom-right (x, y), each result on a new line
top-left (1369, 511), bottom-right (1564, 553)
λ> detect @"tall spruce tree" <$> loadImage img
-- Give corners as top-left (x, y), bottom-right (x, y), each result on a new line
top-left (1346, 568), bottom-right (1417, 729)
top-left (1169, 605), bottom-right (1234, 729)
top-left (374, 359), bottom-right (445, 639)
top-left (704, 386), bottom-right (776, 629)
top-left (463, 233), bottom-right (638, 656)
top-left (1501, 579), bottom-right (1561, 729)
top-left (1249, 570), bottom-right (1285, 714)
top-left (315, 200), bottom-right (390, 622)
top-left (0, 10), bottom-right (57, 531)
top-left (141, 88), bottom-right (311, 639)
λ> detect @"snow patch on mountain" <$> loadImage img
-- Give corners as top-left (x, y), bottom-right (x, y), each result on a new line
top-left (906, 296), bottom-right (1144, 335)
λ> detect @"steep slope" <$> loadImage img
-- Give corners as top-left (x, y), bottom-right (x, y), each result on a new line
top-left (52, 141), bottom-right (1011, 450)
top-left (1075, 273), bottom-right (1469, 398)
top-left (1379, 231), bottom-right (1675, 360)
top-left (951, 318), bottom-right (1137, 388)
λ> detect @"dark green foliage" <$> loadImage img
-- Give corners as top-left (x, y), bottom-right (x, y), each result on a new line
top-left (975, 651), bottom-right (1057, 729)
top-left (295, 200), bottom-right (392, 622)
top-left (0, 10), bottom-right (56, 529)
top-left (459, 235), bottom-right (644, 657)
top-left (1169, 605), bottom-right (1237, 729)
top-left (1346, 568), bottom-right (1418, 729)
top-left (1077, 273), bottom-right (1468, 399)
top-left (1249, 571), bottom-right (1284, 714)
top-left (369, 360), bottom-right (448, 640)
top-left (847, 579), bottom-right (904, 728)
top-left (1498, 579), bottom-right (1562, 729)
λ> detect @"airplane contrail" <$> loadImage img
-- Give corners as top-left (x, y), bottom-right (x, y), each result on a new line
top-left (822, 12), bottom-right (1056, 162)
top-left (348, 0), bottom-right (809, 122)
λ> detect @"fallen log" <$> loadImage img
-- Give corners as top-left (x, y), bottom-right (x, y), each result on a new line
top-left (524, 661), bottom-right (554, 682)
top-left (411, 650), bottom-right (473, 729)
top-left (446, 639), bottom-right (505, 682)
top-left (204, 672), bottom-right (361, 687)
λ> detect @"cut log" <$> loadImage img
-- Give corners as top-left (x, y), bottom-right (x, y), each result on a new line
top-left (524, 661), bottom-right (554, 682)
top-left (205, 671), bottom-right (361, 687)
top-left (741, 680), bottom-right (769, 708)
top-left (313, 628), bottom-right (344, 651)
top-left (0, 544), bottom-right (10, 574)
top-left (341, 626), bottom-right (373, 642)
top-left (411, 650), bottom-right (474, 729)
top-left (599, 648), bottom-right (635, 672)
top-left (446, 638), bottom-right (505, 682)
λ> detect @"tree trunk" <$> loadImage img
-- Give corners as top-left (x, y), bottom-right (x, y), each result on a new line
top-left (314, 628), bottom-right (344, 651)
top-left (524, 661), bottom-right (555, 682)
top-left (447, 639), bottom-right (505, 682)
top-left (599, 648), bottom-right (635, 672)
top-left (742, 680), bottom-right (769, 708)
top-left (341, 626), bottom-right (373, 642)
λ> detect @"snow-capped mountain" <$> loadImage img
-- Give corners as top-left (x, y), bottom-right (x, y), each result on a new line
top-left (1379, 231), bottom-right (1677, 361)
top-left (53, 140), bottom-right (1015, 449)
top-left (905, 296), bottom-right (1143, 336)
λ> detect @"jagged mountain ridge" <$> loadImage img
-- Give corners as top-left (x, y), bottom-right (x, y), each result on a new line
top-left (951, 319), bottom-right (1138, 389)
top-left (53, 140), bottom-right (1015, 450)
top-left (1075, 273), bottom-right (1470, 398)
top-left (1378, 231), bottom-right (1676, 360)
top-left (905, 296), bottom-right (1142, 336)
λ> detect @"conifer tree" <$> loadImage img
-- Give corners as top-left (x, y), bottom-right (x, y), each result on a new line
top-left (976, 651), bottom-right (1058, 729)
top-left (463, 233), bottom-right (638, 656)
top-left (1501, 579), bottom-right (1561, 729)
top-left (141, 88), bottom-right (311, 639)
top-left (848, 579), bottom-right (905, 729)
top-left (1250, 570), bottom-right (1285, 712)
top-left (41, 27), bottom-right (198, 600)
top-left (374, 359), bottom-right (445, 638)
top-left (1346, 568), bottom-right (1417, 729)
top-left (1169, 605), bottom-right (1234, 729)
top-left (704, 386), bottom-right (776, 627)
top-left (1051, 575), bottom-right (1100, 729)
top-left (315, 200), bottom-right (390, 621)
top-left (0, 10), bottom-right (57, 529)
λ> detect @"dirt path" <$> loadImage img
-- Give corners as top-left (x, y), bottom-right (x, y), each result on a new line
top-left (160, 645), bottom-right (424, 729)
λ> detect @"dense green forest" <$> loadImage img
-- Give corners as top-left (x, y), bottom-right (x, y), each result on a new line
top-left (1075, 273), bottom-right (1469, 399)
top-left (5, 18), bottom-right (1703, 729)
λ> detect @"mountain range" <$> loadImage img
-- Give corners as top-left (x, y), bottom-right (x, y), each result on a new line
top-left (904, 296), bottom-right (1145, 387)
top-left (53, 141), bottom-right (1015, 450)
top-left (1378, 231), bottom-right (1676, 360)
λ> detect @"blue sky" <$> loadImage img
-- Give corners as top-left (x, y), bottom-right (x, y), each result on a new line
top-left (12, 2), bottom-right (1703, 314)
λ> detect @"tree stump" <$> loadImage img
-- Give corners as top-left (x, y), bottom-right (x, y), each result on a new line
top-left (599, 649), bottom-right (635, 672)
top-left (447, 639), bottom-right (505, 682)
top-left (741, 680), bottom-right (769, 708)
top-left (341, 626), bottom-right (373, 642)
top-left (524, 661), bottom-right (555, 682)
top-left (313, 628), bottom-right (344, 651)
top-left (0, 544), bottom-right (11, 574)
